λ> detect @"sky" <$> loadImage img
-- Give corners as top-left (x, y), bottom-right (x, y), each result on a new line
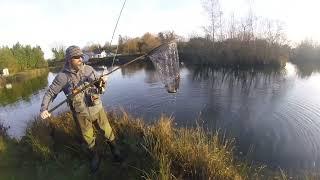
top-left (0, 0), bottom-right (320, 59)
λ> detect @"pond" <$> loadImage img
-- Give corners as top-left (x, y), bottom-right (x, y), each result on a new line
top-left (1, 61), bottom-right (320, 172)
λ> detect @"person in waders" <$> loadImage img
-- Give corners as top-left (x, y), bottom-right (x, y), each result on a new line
top-left (40, 45), bottom-right (123, 173)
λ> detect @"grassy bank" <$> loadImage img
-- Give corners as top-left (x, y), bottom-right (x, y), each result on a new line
top-left (2, 111), bottom-right (318, 179)
top-left (1, 68), bottom-right (48, 84)
top-left (0, 111), bottom-right (266, 180)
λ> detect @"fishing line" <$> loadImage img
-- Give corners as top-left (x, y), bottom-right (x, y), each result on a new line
top-left (104, 0), bottom-right (127, 76)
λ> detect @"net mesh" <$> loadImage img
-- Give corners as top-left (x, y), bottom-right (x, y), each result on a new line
top-left (148, 42), bottom-right (180, 93)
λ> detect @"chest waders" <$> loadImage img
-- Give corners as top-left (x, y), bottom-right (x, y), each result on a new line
top-left (66, 68), bottom-right (115, 146)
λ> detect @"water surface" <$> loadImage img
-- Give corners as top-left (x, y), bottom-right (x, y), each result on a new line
top-left (1, 62), bottom-right (320, 171)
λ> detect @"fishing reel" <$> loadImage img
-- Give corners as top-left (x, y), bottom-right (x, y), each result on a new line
top-left (94, 77), bottom-right (106, 94)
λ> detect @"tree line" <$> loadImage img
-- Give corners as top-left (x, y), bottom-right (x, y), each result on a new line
top-left (0, 43), bottom-right (47, 73)
top-left (49, 30), bottom-right (320, 69)
top-left (291, 40), bottom-right (320, 65)
top-left (67, 3), bottom-right (292, 68)
top-left (176, 0), bottom-right (290, 67)
top-left (53, 31), bottom-right (318, 69)
top-left (49, 31), bottom-right (176, 63)
top-left (289, 40), bottom-right (320, 77)
top-left (48, 0), bottom-right (319, 68)
top-left (83, 31), bottom-right (176, 56)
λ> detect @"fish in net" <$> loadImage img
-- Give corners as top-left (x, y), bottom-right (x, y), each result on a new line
top-left (148, 41), bottom-right (180, 93)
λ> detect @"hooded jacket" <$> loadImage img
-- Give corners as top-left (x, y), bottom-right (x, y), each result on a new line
top-left (40, 62), bottom-right (103, 116)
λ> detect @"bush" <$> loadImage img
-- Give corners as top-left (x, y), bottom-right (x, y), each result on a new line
top-left (179, 37), bottom-right (289, 67)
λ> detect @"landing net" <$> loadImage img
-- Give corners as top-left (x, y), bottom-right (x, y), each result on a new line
top-left (148, 41), bottom-right (180, 93)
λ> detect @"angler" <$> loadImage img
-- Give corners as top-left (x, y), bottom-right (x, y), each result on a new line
top-left (40, 45), bottom-right (122, 173)
top-left (39, 41), bottom-right (180, 173)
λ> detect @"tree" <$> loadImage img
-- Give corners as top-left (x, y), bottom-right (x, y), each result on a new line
top-left (103, 41), bottom-right (114, 53)
top-left (246, 0), bottom-right (256, 41)
top-left (0, 43), bottom-right (46, 72)
top-left (158, 31), bottom-right (177, 43)
top-left (228, 13), bottom-right (237, 39)
top-left (25, 45), bottom-right (32, 68)
top-left (11, 42), bottom-right (26, 70)
top-left (0, 47), bottom-right (18, 73)
top-left (140, 33), bottom-right (161, 52)
top-left (51, 46), bottom-right (65, 61)
top-left (83, 43), bottom-right (103, 54)
top-left (33, 46), bottom-right (46, 68)
top-left (202, 0), bottom-right (221, 47)
top-left (125, 37), bottom-right (140, 54)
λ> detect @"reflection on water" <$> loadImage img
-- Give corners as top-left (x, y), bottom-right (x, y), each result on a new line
top-left (192, 65), bottom-right (286, 95)
top-left (120, 60), bottom-right (156, 77)
top-left (0, 72), bottom-right (48, 106)
top-left (1, 62), bottom-right (320, 174)
top-left (294, 62), bottom-right (320, 78)
top-left (189, 64), bottom-right (320, 172)
top-left (0, 72), bottom-right (67, 138)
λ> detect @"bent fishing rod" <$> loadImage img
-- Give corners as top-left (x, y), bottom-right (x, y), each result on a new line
top-left (48, 53), bottom-right (146, 113)
top-left (48, 0), bottom-right (128, 113)
top-left (47, 40), bottom-right (173, 113)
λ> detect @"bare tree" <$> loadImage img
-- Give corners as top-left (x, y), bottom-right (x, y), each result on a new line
top-left (263, 19), bottom-right (286, 45)
top-left (246, 0), bottom-right (256, 40)
top-left (202, 0), bottom-right (221, 47)
top-left (228, 13), bottom-right (236, 39)
top-left (218, 10), bottom-right (224, 41)
top-left (158, 31), bottom-right (177, 43)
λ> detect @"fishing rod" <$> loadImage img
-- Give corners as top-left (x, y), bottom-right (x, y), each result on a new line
top-left (48, 53), bottom-right (146, 113)
top-left (108, 0), bottom-right (127, 73)
top-left (48, 0), bottom-right (128, 113)
top-left (48, 41), bottom-right (174, 113)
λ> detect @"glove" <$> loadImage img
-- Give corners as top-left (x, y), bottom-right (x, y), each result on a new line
top-left (40, 110), bottom-right (51, 120)
top-left (101, 75), bottom-right (108, 82)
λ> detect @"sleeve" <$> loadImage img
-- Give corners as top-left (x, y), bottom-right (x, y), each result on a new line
top-left (87, 65), bottom-right (100, 81)
top-left (40, 73), bottom-right (68, 112)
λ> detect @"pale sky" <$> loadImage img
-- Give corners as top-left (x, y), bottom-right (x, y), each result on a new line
top-left (0, 0), bottom-right (319, 59)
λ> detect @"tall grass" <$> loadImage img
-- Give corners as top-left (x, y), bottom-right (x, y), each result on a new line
top-left (0, 110), bottom-right (312, 179)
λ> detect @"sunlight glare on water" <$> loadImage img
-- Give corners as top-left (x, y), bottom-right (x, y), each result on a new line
top-left (285, 62), bottom-right (297, 77)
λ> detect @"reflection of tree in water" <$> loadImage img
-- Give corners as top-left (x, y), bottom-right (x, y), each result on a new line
top-left (119, 60), bottom-right (161, 84)
top-left (189, 65), bottom-right (288, 130)
top-left (119, 60), bottom-right (154, 76)
top-left (293, 62), bottom-right (320, 78)
top-left (0, 72), bottom-right (49, 106)
top-left (192, 65), bottom-right (286, 95)
top-left (188, 65), bottom-right (312, 169)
